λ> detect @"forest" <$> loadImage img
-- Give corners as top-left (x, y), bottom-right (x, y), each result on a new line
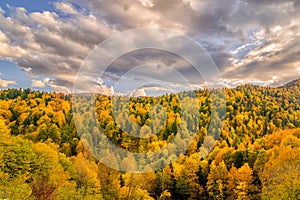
top-left (0, 78), bottom-right (300, 200)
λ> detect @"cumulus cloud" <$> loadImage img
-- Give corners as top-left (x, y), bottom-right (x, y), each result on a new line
top-left (55, 2), bottom-right (78, 15)
top-left (31, 77), bottom-right (52, 88)
top-left (0, 3), bottom-right (115, 91)
top-left (0, 78), bottom-right (17, 88)
top-left (132, 88), bottom-right (146, 97)
top-left (96, 79), bottom-right (115, 96)
top-left (31, 80), bottom-right (46, 88)
top-left (0, 0), bottom-right (300, 92)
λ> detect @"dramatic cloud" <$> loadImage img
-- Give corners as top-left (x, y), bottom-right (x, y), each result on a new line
top-left (0, 0), bottom-right (299, 92)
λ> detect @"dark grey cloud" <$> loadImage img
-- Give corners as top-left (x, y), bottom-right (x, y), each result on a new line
top-left (64, 0), bottom-right (300, 87)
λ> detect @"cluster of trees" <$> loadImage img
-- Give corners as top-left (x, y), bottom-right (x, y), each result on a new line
top-left (0, 78), bottom-right (299, 199)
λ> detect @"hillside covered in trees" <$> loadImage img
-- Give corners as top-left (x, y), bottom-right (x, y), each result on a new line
top-left (0, 79), bottom-right (300, 199)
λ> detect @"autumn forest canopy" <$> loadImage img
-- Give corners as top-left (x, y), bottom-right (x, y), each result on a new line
top-left (0, 78), bottom-right (300, 199)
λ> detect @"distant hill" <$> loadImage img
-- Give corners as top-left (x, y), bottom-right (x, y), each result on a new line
top-left (279, 78), bottom-right (300, 89)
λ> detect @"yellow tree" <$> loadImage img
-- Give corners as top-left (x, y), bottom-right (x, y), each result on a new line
top-left (207, 160), bottom-right (229, 200)
top-left (0, 120), bottom-right (32, 199)
top-left (228, 163), bottom-right (253, 200)
top-left (260, 146), bottom-right (300, 200)
top-left (71, 153), bottom-right (102, 198)
top-left (98, 163), bottom-right (121, 200)
top-left (31, 143), bottom-right (74, 200)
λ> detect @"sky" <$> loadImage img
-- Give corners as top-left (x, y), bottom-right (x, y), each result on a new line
top-left (0, 0), bottom-right (300, 95)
